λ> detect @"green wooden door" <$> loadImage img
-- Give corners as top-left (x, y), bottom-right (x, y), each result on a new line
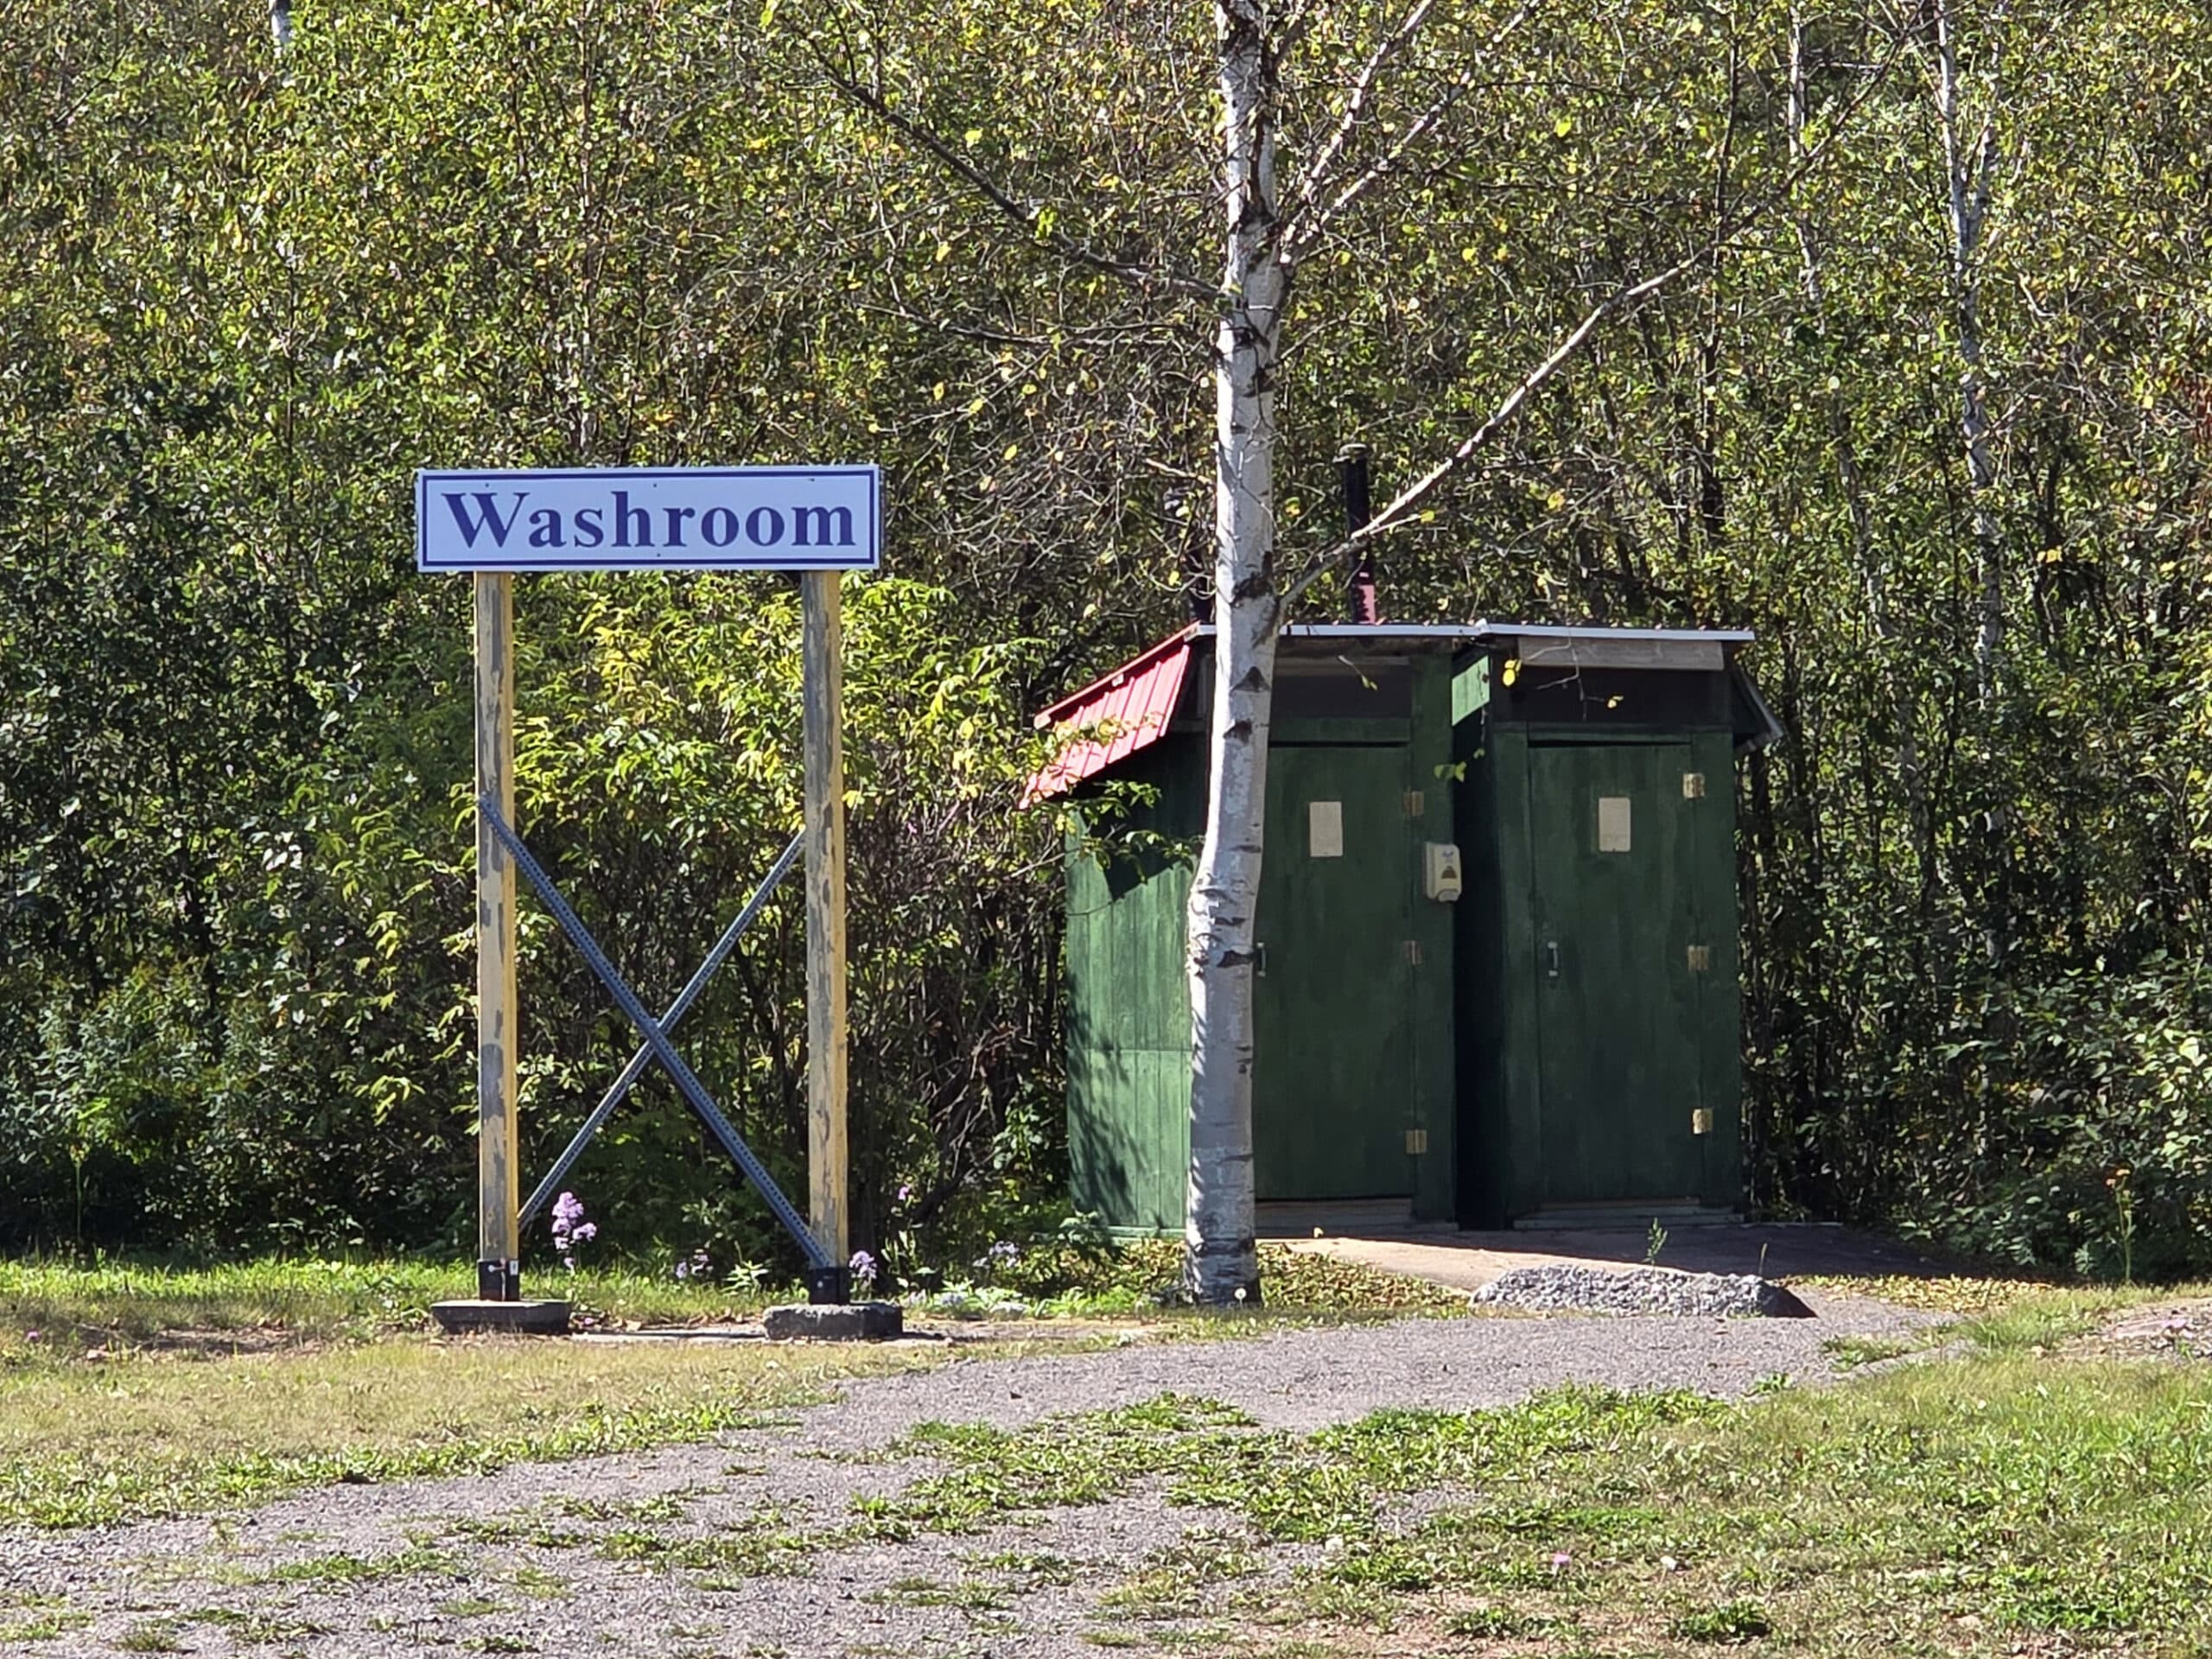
top-left (1525, 742), bottom-right (1707, 1208)
top-left (1252, 744), bottom-right (1414, 1199)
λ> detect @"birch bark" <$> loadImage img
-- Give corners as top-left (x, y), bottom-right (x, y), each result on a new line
top-left (1928, 0), bottom-right (2009, 966)
top-left (1184, 0), bottom-right (1285, 1305)
top-left (1791, 11), bottom-right (1931, 896)
top-left (1932, 0), bottom-right (2005, 712)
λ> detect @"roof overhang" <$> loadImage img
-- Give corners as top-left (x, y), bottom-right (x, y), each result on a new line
top-left (1023, 626), bottom-right (1198, 804)
top-left (1023, 619), bottom-right (1765, 802)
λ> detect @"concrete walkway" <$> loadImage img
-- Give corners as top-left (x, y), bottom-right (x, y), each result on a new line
top-left (1260, 1202), bottom-right (1955, 1294)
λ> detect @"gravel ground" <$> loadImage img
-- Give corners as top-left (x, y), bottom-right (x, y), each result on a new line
top-left (3, 1291), bottom-right (1933, 1659)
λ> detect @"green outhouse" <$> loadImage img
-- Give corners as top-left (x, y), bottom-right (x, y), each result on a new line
top-left (1028, 620), bottom-right (1779, 1232)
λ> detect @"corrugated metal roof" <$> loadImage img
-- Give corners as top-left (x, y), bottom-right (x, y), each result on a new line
top-left (1023, 626), bottom-right (1198, 804)
top-left (1021, 618), bottom-right (1761, 803)
top-left (1471, 620), bottom-right (1757, 644)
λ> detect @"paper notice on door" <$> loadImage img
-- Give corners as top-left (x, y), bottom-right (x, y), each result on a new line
top-left (1597, 795), bottom-right (1632, 852)
top-left (1308, 799), bottom-right (1344, 857)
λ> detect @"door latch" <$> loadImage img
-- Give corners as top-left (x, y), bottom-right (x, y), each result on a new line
top-left (1254, 942), bottom-right (1268, 978)
top-left (1544, 940), bottom-right (1561, 979)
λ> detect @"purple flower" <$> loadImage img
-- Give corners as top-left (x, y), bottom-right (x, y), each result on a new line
top-left (897, 1183), bottom-right (913, 1205)
top-left (550, 1192), bottom-right (595, 1271)
top-left (849, 1249), bottom-right (879, 1292)
top-left (22, 1331), bottom-right (39, 1344)
top-left (973, 1238), bottom-right (1021, 1273)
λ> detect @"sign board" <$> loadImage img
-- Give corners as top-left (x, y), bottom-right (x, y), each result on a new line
top-left (416, 466), bottom-right (880, 572)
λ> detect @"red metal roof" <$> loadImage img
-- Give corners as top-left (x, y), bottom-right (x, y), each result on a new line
top-left (1022, 626), bottom-right (1198, 804)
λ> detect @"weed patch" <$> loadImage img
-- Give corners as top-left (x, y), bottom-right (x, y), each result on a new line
top-left (0, 1608), bottom-right (92, 1643)
top-left (1672, 1598), bottom-right (1775, 1642)
top-left (257, 1544), bottom-right (462, 1584)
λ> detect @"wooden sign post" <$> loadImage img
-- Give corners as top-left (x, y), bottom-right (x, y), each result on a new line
top-left (416, 466), bottom-right (881, 1320)
top-left (474, 571), bottom-right (520, 1300)
top-left (802, 572), bottom-right (849, 1272)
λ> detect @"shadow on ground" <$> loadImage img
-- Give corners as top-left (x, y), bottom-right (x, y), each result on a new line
top-left (1257, 1201), bottom-right (1957, 1294)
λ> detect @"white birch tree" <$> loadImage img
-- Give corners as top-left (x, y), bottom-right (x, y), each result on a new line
top-left (814, 0), bottom-right (1887, 1304)
top-left (1180, 0), bottom-right (1282, 1303)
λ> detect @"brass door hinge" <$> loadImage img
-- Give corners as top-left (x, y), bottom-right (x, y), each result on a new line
top-left (1686, 944), bottom-right (1712, 973)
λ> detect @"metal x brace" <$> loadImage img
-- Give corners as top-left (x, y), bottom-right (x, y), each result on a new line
top-left (519, 830), bottom-right (802, 1230)
top-left (479, 797), bottom-right (832, 1273)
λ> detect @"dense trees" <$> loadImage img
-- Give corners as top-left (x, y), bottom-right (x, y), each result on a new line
top-left (2, 0), bottom-right (2207, 1276)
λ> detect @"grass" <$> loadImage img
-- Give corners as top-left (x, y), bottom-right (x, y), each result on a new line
top-left (0, 1243), bottom-right (1471, 1535)
top-left (0, 1256), bottom-right (790, 1358)
top-left (0, 1335), bottom-right (944, 1529)
top-left (830, 1357), bottom-right (2212, 1656)
top-left (256, 1544), bottom-right (463, 1585)
top-left (1949, 1281), bottom-right (2206, 1351)
top-left (0, 1608), bottom-right (93, 1643)
top-left (0, 1242), bottom-right (1463, 1364)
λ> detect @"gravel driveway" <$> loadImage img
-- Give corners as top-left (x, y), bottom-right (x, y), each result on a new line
top-left (3, 1293), bottom-right (1931, 1658)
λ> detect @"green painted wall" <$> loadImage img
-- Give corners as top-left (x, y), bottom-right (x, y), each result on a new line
top-left (1065, 641), bottom-right (1745, 1232)
top-left (1406, 652), bottom-right (1459, 1219)
top-left (1065, 740), bottom-right (1198, 1234)
top-left (1451, 650), bottom-right (1748, 1223)
top-left (1063, 643), bottom-right (1461, 1230)
top-left (1251, 741), bottom-right (1414, 1201)
top-left (1689, 727), bottom-right (1745, 1209)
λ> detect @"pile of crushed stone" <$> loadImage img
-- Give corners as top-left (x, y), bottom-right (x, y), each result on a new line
top-left (1474, 1262), bottom-right (1815, 1319)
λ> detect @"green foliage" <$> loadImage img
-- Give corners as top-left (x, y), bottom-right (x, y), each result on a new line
top-left (2, 0), bottom-right (2209, 1274)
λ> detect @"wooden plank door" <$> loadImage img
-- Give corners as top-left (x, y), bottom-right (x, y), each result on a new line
top-left (1525, 742), bottom-right (1707, 1208)
top-left (1251, 745), bottom-right (1414, 1199)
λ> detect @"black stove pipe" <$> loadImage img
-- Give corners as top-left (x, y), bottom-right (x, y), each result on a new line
top-left (1338, 443), bottom-right (1377, 624)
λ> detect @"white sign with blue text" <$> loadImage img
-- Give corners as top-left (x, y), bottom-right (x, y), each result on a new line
top-left (416, 466), bottom-right (880, 572)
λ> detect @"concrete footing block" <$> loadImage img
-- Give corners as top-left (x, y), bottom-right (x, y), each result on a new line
top-left (430, 1299), bottom-right (573, 1336)
top-left (761, 1300), bottom-right (905, 1341)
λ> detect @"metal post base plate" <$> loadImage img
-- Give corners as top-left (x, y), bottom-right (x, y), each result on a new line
top-left (478, 1259), bottom-right (522, 1301)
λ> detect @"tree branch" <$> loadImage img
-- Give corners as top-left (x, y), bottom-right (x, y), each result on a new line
top-left (807, 43), bottom-right (1215, 302)
top-left (1290, 3), bottom-right (1532, 253)
top-left (1278, 255), bottom-right (1699, 607)
top-left (1287, 0), bottom-right (1436, 218)
top-left (1278, 30), bottom-right (1905, 608)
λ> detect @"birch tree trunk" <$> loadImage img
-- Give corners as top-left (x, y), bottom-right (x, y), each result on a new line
top-left (1932, 0), bottom-right (2003, 711)
top-left (1185, 0), bottom-right (1286, 1305)
top-left (1929, 0), bottom-right (2008, 966)
top-left (1791, 11), bottom-right (1932, 900)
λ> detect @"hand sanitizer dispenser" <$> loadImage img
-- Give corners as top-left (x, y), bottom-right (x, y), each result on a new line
top-left (1423, 842), bottom-right (1464, 902)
